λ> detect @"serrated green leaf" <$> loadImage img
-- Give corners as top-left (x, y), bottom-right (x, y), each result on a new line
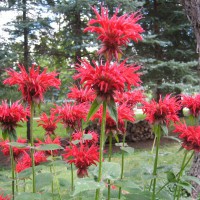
top-left (73, 178), bottom-right (105, 196)
top-left (107, 96), bottom-right (118, 123)
top-left (120, 146), bottom-right (134, 154)
top-left (35, 173), bottom-right (53, 192)
top-left (8, 142), bottom-right (28, 148)
top-left (35, 144), bottom-right (64, 151)
top-left (87, 98), bottom-right (102, 121)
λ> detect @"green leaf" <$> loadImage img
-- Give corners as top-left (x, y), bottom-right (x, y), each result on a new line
top-left (161, 125), bottom-right (168, 136)
top-left (93, 162), bottom-right (121, 181)
top-left (35, 173), bottom-right (53, 192)
top-left (107, 96), bottom-right (118, 123)
top-left (115, 143), bottom-right (128, 147)
top-left (166, 171), bottom-right (176, 183)
top-left (87, 98), bottom-right (102, 121)
top-left (115, 180), bottom-right (141, 189)
top-left (83, 134), bottom-right (92, 140)
top-left (176, 182), bottom-right (192, 193)
top-left (124, 189), bottom-right (152, 200)
top-left (58, 178), bottom-right (70, 188)
top-left (2, 131), bottom-right (8, 140)
top-left (163, 136), bottom-right (181, 143)
top-left (113, 134), bottom-right (119, 143)
top-left (71, 140), bottom-right (80, 145)
top-left (120, 146), bottom-right (134, 154)
top-left (18, 165), bottom-right (44, 179)
top-left (16, 193), bottom-right (42, 200)
top-left (157, 190), bottom-right (173, 200)
top-left (182, 175), bottom-right (200, 186)
top-left (35, 144), bottom-right (64, 151)
top-left (8, 142), bottom-right (28, 148)
top-left (73, 178), bottom-right (104, 196)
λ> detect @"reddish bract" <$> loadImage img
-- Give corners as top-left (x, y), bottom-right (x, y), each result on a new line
top-left (4, 64), bottom-right (61, 104)
top-left (84, 6), bottom-right (144, 60)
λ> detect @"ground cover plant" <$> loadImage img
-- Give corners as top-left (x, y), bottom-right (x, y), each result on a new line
top-left (0, 5), bottom-right (200, 200)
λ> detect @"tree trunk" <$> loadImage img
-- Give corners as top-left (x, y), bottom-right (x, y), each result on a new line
top-left (181, 0), bottom-right (200, 199)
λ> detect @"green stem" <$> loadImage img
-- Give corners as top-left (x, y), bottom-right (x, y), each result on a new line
top-left (30, 102), bottom-right (36, 193)
top-left (50, 166), bottom-right (54, 200)
top-left (108, 134), bottom-right (112, 200)
top-left (151, 125), bottom-right (161, 200)
top-left (15, 173), bottom-right (18, 193)
top-left (118, 130), bottom-right (126, 199)
top-left (23, 179), bottom-right (26, 192)
top-left (9, 140), bottom-right (15, 200)
top-left (174, 150), bottom-right (188, 200)
top-left (95, 101), bottom-right (107, 200)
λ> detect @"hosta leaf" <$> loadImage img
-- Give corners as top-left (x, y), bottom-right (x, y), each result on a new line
top-left (73, 178), bottom-right (104, 196)
top-left (35, 144), bottom-right (64, 151)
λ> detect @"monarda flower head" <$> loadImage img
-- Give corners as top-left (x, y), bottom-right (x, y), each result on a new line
top-left (4, 64), bottom-right (61, 105)
top-left (143, 95), bottom-right (181, 125)
top-left (37, 112), bottom-right (60, 136)
top-left (67, 86), bottom-right (95, 104)
top-left (0, 193), bottom-right (11, 200)
top-left (0, 101), bottom-right (29, 139)
top-left (84, 6), bottom-right (144, 61)
top-left (72, 131), bottom-right (99, 146)
top-left (63, 143), bottom-right (99, 178)
top-left (174, 122), bottom-right (200, 152)
top-left (74, 60), bottom-right (141, 102)
top-left (181, 94), bottom-right (200, 118)
top-left (53, 102), bottom-right (87, 130)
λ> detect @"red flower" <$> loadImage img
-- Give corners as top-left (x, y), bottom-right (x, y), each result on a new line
top-left (0, 138), bottom-right (27, 160)
top-left (143, 95), bottom-right (181, 125)
top-left (0, 194), bottom-right (11, 200)
top-left (92, 104), bottom-right (135, 134)
top-left (0, 101), bottom-right (29, 136)
top-left (182, 94), bottom-right (200, 118)
top-left (53, 102), bottom-right (87, 130)
top-left (67, 86), bottom-right (95, 103)
top-left (115, 89), bottom-right (145, 108)
top-left (63, 143), bottom-right (99, 178)
top-left (36, 136), bottom-right (61, 156)
top-left (72, 131), bottom-right (99, 146)
top-left (37, 112), bottom-right (60, 136)
top-left (74, 60), bottom-right (141, 101)
top-left (15, 151), bottom-right (47, 173)
top-left (84, 6), bottom-right (144, 60)
top-left (4, 64), bottom-right (61, 104)
top-left (174, 122), bottom-right (200, 151)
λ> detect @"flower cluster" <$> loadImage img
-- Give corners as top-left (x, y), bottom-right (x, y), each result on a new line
top-left (84, 6), bottom-right (144, 60)
top-left (174, 122), bottom-right (200, 151)
top-left (182, 94), bottom-right (200, 118)
top-left (0, 193), bottom-right (10, 200)
top-left (143, 95), bottom-right (181, 125)
top-left (37, 112), bottom-right (60, 136)
top-left (4, 65), bottom-right (61, 104)
top-left (0, 101), bottom-right (29, 136)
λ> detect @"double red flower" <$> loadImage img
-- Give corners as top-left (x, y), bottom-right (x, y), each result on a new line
top-left (84, 6), bottom-right (144, 60)
top-left (4, 64), bottom-right (61, 104)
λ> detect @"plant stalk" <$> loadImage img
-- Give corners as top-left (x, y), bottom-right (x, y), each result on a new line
top-left (95, 101), bottom-right (107, 200)
top-left (108, 134), bottom-right (113, 200)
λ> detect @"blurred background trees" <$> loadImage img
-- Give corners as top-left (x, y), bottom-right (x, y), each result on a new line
top-left (0, 0), bottom-right (199, 102)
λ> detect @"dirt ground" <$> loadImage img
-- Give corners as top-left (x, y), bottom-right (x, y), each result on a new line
top-left (0, 137), bottom-right (177, 169)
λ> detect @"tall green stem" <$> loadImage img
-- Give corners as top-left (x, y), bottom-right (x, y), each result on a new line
top-left (95, 101), bottom-right (107, 200)
top-left (118, 128), bottom-right (127, 199)
top-left (9, 137), bottom-right (15, 200)
top-left (152, 125), bottom-right (161, 200)
top-left (30, 102), bottom-right (36, 193)
top-left (107, 134), bottom-right (113, 200)
top-left (174, 150), bottom-right (188, 200)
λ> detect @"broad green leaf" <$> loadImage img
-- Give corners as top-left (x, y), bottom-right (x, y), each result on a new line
top-left (73, 178), bottom-right (104, 196)
top-left (120, 146), bottom-right (134, 154)
top-left (124, 189), bottom-right (152, 200)
top-left (83, 134), bottom-right (92, 140)
top-left (2, 131), bottom-right (8, 140)
top-left (18, 165), bottom-right (44, 179)
top-left (8, 142), bottom-right (28, 148)
top-left (157, 190), bottom-right (173, 200)
top-left (58, 178), bottom-right (70, 187)
top-left (107, 96), bottom-right (118, 123)
top-left (9, 129), bottom-right (17, 141)
top-left (35, 173), bottom-right (53, 192)
top-left (182, 175), bottom-right (200, 186)
top-left (35, 144), bottom-right (64, 151)
top-left (93, 162), bottom-right (121, 181)
top-left (176, 182), bottom-right (192, 193)
top-left (166, 171), bottom-right (176, 183)
top-left (16, 193), bottom-right (41, 200)
top-left (115, 180), bottom-right (141, 189)
top-left (161, 125), bottom-right (168, 136)
top-left (87, 98), bottom-right (102, 121)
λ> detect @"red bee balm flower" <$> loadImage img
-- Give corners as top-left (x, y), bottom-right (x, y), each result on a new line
top-left (182, 94), bottom-right (200, 118)
top-left (53, 103), bottom-right (87, 130)
top-left (67, 86), bottom-right (95, 103)
top-left (0, 194), bottom-right (11, 200)
top-left (4, 64), bottom-right (61, 104)
top-left (74, 60), bottom-right (141, 101)
top-left (143, 95), bottom-right (181, 125)
top-left (37, 112), bottom-right (60, 136)
top-left (84, 6), bottom-right (144, 60)
top-left (174, 123), bottom-right (200, 151)
top-left (0, 101), bottom-right (29, 137)
top-left (63, 144), bottom-right (99, 178)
